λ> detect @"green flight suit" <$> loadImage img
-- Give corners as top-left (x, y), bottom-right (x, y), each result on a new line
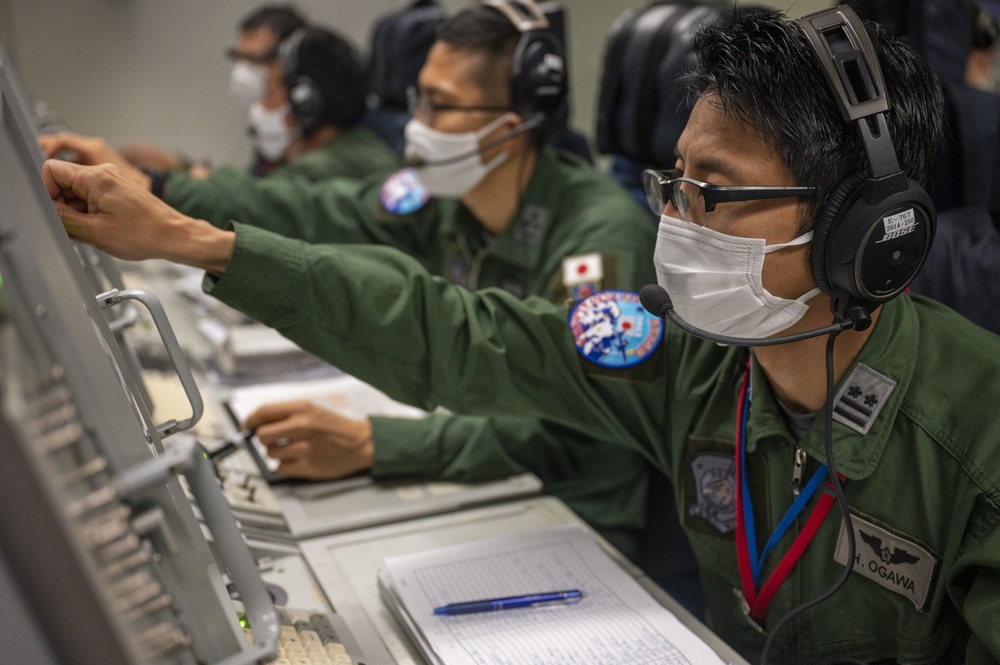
top-left (176, 147), bottom-right (659, 561)
top-left (165, 126), bottom-right (398, 203)
top-left (204, 227), bottom-right (1000, 665)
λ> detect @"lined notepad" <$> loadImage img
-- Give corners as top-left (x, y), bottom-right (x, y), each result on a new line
top-left (378, 526), bottom-right (726, 665)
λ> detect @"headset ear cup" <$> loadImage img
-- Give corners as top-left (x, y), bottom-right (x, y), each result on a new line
top-left (511, 31), bottom-right (566, 120)
top-left (814, 172), bottom-right (936, 308)
top-left (811, 172), bottom-right (866, 296)
top-left (287, 75), bottom-right (323, 135)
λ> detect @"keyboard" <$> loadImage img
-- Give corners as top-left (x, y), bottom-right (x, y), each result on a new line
top-left (243, 608), bottom-right (356, 665)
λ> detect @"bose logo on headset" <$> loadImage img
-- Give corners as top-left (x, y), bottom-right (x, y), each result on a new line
top-left (796, 6), bottom-right (936, 319)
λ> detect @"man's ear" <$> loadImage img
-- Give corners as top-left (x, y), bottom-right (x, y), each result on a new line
top-left (479, 112), bottom-right (531, 160)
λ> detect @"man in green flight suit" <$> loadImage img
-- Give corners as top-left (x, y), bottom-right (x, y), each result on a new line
top-left (46, 5), bottom-right (1000, 663)
top-left (40, 19), bottom-right (398, 189)
top-left (42, 0), bottom-right (688, 593)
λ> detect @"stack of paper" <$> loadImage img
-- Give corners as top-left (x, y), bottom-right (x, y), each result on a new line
top-left (378, 527), bottom-right (726, 665)
top-left (215, 323), bottom-right (330, 378)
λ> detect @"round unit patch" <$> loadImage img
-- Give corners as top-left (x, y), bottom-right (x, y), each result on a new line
top-left (568, 290), bottom-right (663, 368)
top-left (379, 168), bottom-right (430, 215)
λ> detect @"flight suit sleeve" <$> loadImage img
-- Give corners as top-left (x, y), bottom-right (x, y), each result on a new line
top-left (370, 413), bottom-right (545, 481)
top-left (266, 154), bottom-right (335, 183)
top-left (369, 413), bottom-right (649, 561)
top-left (165, 168), bottom-right (430, 250)
top-left (203, 223), bottom-right (665, 455)
top-left (950, 508), bottom-right (1000, 664)
top-left (363, 212), bottom-right (656, 495)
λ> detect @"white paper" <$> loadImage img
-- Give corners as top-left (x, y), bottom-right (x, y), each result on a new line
top-left (379, 527), bottom-right (726, 665)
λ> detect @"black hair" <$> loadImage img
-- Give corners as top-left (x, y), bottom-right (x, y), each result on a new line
top-left (240, 4), bottom-right (308, 43)
top-left (680, 7), bottom-right (944, 228)
top-left (289, 27), bottom-right (369, 131)
top-left (437, 5), bottom-right (565, 148)
top-left (436, 6), bottom-right (521, 105)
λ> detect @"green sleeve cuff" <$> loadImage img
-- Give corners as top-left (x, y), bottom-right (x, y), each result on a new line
top-left (202, 223), bottom-right (303, 324)
top-left (369, 416), bottom-right (437, 479)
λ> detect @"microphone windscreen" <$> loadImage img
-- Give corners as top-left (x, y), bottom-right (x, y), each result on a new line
top-left (639, 283), bottom-right (672, 318)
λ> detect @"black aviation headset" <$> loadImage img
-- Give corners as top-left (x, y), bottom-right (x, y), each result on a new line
top-left (279, 28), bottom-right (325, 137)
top-left (797, 5), bottom-right (936, 325)
top-left (479, 0), bottom-right (568, 135)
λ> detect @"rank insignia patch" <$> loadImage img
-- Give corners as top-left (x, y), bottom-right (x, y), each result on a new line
top-left (832, 363), bottom-right (897, 435)
top-left (379, 168), bottom-right (430, 215)
top-left (568, 290), bottom-right (662, 368)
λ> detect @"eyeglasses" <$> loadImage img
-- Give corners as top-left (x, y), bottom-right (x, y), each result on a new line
top-left (641, 168), bottom-right (817, 226)
top-left (406, 87), bottom-right (509, 125)
top-left (225, 47), bottom-right (279, 65)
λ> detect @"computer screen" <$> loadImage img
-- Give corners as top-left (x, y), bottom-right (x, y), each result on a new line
top-left (0, 44), bottom-right (276, 665)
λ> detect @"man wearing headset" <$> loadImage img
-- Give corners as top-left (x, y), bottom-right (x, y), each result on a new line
top-left (103, 4), bottom-right (308, 175)
top-left (46, 5), bottom-right (1000, 663)
top-left (42, 2), bottom-right (666, 584)
top-left (41, 16), bottom-right (397, 188)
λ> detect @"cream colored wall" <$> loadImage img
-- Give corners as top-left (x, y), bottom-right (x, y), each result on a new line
top-left (0, 0), bottom-right (834, 165)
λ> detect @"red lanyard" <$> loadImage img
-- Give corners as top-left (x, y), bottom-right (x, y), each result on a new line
top-left (734, 362), bottom-right (840, 623)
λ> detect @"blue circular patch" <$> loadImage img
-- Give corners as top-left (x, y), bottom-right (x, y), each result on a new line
top-left (568, 290), bottom-right (663, 368)
top-left (380, 168), bottom-right (430, 215)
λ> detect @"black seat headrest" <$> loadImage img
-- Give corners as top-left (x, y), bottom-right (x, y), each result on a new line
top-left (368, 0), bottom-right (446, 110)
top-left (595, 1), bottom-right (736, 168)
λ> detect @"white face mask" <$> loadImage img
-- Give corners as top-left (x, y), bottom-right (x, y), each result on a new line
top-left (229, 61), bottom-right (268, 106)
top-left (248, 101), bottom-right (298, 161)
top-left (402, 114), bottom-right (515, 198)
top-left (653, 214), bottom-right (822, 340)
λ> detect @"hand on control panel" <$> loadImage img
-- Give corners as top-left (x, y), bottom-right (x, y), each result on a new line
top-left (243, 401), bottom-right (375, 480)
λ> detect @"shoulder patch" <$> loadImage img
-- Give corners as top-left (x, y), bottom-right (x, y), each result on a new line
top-left (563, 252), bottom-right (603, 284)
top-left (833, 513), bottom-right (939, 610)
top-left (568, 290), bottom-right (662, 368)
top-left (832, 363), bottom-right (897, 435)
top-left (562, 253), bottom-right (603, 301)
top-left (379, 168), bottom-right (430, 215)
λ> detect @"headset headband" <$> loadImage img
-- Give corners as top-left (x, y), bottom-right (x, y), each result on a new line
top-left (479, 0), bottom-right (549, 32)
top-left (279, 28), bottom-right (307, 75)
top-left (796, 6), bottom-right (902, 181)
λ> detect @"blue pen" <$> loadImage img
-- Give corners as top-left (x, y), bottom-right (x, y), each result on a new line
top-left (433, 589), bottom-right (583, 616)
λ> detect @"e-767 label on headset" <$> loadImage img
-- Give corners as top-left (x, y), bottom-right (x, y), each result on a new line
top-left (876, 208), bottom-right (917, 243)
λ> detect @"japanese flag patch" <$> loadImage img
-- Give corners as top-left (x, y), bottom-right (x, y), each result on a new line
top-left (569, 290), bottom-right (663, 368)
top-left (562, 253), bottom-right (604, 286)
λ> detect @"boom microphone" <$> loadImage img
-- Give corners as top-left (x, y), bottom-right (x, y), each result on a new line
top-left (638, 283), bottom-right (865, 347)
top-left (401, 114), bottom-right (545, 168)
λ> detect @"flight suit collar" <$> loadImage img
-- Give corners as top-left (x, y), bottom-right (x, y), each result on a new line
top-left (438, 148), bottom-right (559, 273)
top-left (744, 296), bottom-right (918, 480)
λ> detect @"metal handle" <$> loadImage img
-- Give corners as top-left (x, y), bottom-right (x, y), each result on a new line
top-left (120, 439), bottom-right (280, 665)
top-left (97, 287), bottom-right (203, 437)
top-left (106, 300), bottom-right (140, 334)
